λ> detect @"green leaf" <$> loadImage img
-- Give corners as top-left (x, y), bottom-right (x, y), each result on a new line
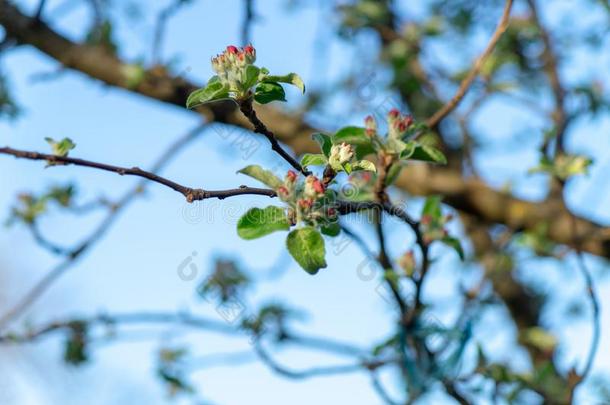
top-left (406, 143), bottom-right (447, 164)
top-left (321, 222), bottom-right (341, 237)
top-left (385, 163), bottom-right (403, 186)
top-left (237, 206), bottom-right (290, 240)
top-left (422, 196), bottom-right (442, 219)
top-left (332, 126), bottom-right (370, 146)
top-left (237, 165), bottom-right (283, 189)
top-left (264, 73), bottom-right (305, 93)
top-left (186, 77), bottom-right (230, 108)
top-left (45, 137), bottom-right (76, 157)
top-left (286, 227), bottom-right (327, 274)
top-left (342, 162), bottom-right (353, 174)
top-left (244, 65), bottom-right (261, 89)
top-left (312, 133), bottom-right (332, 158)
top-left (300, 153), bottom-right (327, 168)
top-left (254, 82), bottom-right (286, 104)
top-left (442, 236), bottom-right (465, 260)
top-left (529, 154), bottom-right (593, 180)
top-left (354, 160), bottom-right (376, 172)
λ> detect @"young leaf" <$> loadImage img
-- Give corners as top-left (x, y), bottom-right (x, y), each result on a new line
top-left (312, 133), bottom-right (332, 158)
top-left (254, 82), bottom-right (286, 104)
top-left (406, 144), bottom-right (447, 164)
top-left (332, 126), bottom-right (370, 146)
top-left (286, 227), bottom-right (327, 274)
top-left (320, 222), bottom-right (341, 237)
top-left (45, 137), bottom-right (76, 157)
top-left (264, 73), bottom-right (305, 93)
top-left (237, 165), bottom-right (283, 189)
top-left (442, 236), bottom-right (465, 260)
top-left (354, 160), bottom-right (376, 172)
top-left (422, 195), bottom-right (442, 220)
top-left (385, 163), bottom-right (403, 186)
top-left (186, 78), bottom-right (230, 108)
top-left (301, 153), bottom-right (327, 168)
top-left (237, 206), bottom-right (290, 240)
top-left (244, 65), bottom-right (261, 89)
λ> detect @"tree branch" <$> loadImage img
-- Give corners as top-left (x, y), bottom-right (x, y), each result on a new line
top-left (0, 0), bottom-right (608, 259)
top-left (0, 146), bottom-right (277, 202)
top-left (426, 0), bottom-right (514, 128)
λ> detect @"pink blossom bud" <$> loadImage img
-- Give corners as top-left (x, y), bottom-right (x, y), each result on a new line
top-left (388, 108), bottom-right (400, 119)
top-left (394, 120), bottom-right (407, 133)
top-left (364, 115), bottom-right (377, 136)
top-left (298, 198), bottom-right (313, 209)
top-left (278, 186), bottom-right (289, 198)
top-left (403, 115), bottom-right (414, 128)
top-left (226, 45), bottom-right (239, 54)
top-left (312, 179), bottom-right (325, 194)
top-left (286, 170), bottom-right (297, 183)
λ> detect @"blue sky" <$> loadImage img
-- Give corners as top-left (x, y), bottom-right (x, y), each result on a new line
top-left (0, 1), bottom-right (609, 404)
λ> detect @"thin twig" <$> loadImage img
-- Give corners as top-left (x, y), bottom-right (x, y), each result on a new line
top-left (426, 0), bottom-right (514, 128)
top-left (574, 251), bottom-right (600, 384)
top-left (238, 98), bottom-right (310, 176)
top-left (0, 125), bottom-right (207, 329)
top-left (241, 0), bottom-right (255, 45)
top-left (0, 146), bottom-right (276, 202)
top-left (253, 343), bottom-right (393, 380)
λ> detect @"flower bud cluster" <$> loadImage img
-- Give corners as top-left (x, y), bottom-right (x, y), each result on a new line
top-left (211, 44), bottom-right (257, 92)
top-left (387, 108), bottom-right (414, 139)
top-left (277, 171), bottom-right (336, 226)
top-left (328, 142), bottom-right (355, 168)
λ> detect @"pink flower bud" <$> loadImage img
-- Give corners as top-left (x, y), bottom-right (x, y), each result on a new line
top-left (286, 170), bottom-right (297, 183)
top-left (278, 186), bottom-right (289, 197)
top-left (244, 44), bottom-right (255, 55)
top-left (364, 115), bottom-right (377, 136)
top-left (403, 115), bottom-right (414, 128)
top-left (327, 207), bottom-right (337, 217)
top-left (226, 45), bottom-right (239, 54)
top-left (388, 108), bottom-right (400, 119)
top-left (395, 120), bottom-right (407, 133)
top-left (312, 179), bottom-right (325, 194)
top-left (298, 198), bottom-right (313, 209)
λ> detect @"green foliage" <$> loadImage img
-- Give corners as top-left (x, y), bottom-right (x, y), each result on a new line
top-left (186, 76), bottom-right (230, 108)
top-left (45, 137), bottom-right (76, 157)
top-left (6, 184), bottom-right (76, 225)
top-left (198, 259), bottom-right (250, 302)
top-left (300, 153), bottom-right (327, 168)
top-left (63, 321), bottom-right (89, 366)
top-left (254, 81), bottom-right (286, 104)
top-left (237, 164), bottom-right (283, 189)
top-left (237, 206), bottom-right (290, 240)
top-left (186, 45), bottom-right (305, 107)
top-left (312, 133), bottom-right (333, 158)
top-left (400, 142), bottom-right (447, 164)
top-left (263, 73), bottom-right (306, 93)
top-left (421, 196), bottom-right (464, 260)
top-left (286, 227), bottom-right (327, 274)
top-left (529, 153), bottom-right (593, 180)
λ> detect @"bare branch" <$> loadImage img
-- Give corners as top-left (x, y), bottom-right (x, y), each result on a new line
top-left (426, 0), bottom-right (514, 128)
top-left (238, 98), bottom-right (310, 176)
top-left (0, 146), bottom-right (276, 203)
top-left (0, 125), bottom-right (207, 329)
